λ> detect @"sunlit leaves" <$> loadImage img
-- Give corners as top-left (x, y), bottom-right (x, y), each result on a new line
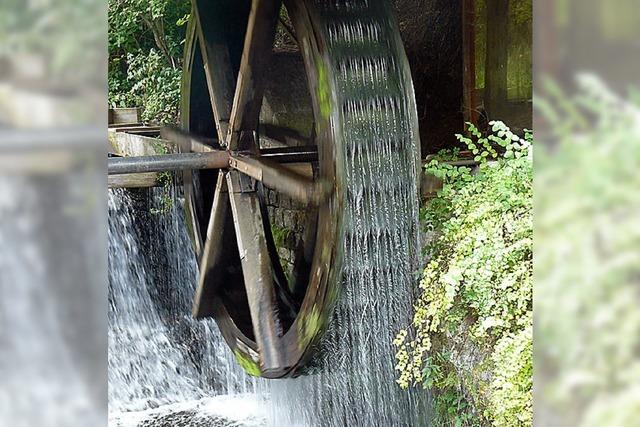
top-left (395, 122), bottom-right (533, 426)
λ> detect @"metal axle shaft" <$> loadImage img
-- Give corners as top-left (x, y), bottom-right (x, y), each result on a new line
top-left (108, 151), bottom-right (231, 175)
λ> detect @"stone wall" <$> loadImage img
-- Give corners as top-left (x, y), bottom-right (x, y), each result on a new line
top-left (264, 189), bottom-right (307, 276)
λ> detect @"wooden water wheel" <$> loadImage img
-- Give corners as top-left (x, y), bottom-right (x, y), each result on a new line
top-left (178, 0), bottom-right (421, 378)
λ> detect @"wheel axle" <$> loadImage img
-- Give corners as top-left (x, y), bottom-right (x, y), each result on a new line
top-left (107, 138), bottom-right (326, 205)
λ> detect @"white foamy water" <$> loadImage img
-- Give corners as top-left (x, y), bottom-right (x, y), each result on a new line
top-left (108, 187), bottom-right (265, 425)
top-left (110, 395), bottom-right (267, 427)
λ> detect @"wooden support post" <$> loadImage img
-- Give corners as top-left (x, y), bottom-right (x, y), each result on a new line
top-left (108, 173), bottom-right (159, 189)
top-left (485, 0), bottom-right (509, 119)
top-left (462, 0), bottom-right (478, 124)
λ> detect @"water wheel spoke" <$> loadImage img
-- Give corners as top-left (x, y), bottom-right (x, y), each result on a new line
top-left (192, 0), bottom-right (236, 141)
top-left (226, 171), bottom-right (285, 372)
top-left (160, 127), bottom-right (221, 153)
top-left (227, 0), bottom-right (282, 149)
top-left (192, 171), bottom-right (230, 318)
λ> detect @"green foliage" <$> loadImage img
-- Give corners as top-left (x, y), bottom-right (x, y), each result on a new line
top-left (271, 223), bottom-right (292, 250)
top-left (148, 140), bottom-right (173, 215)
top-left (394, 122), bottom-right (533, 426)
top-left (0, 0), bottom-right (104, 85)
top-left (108, 0), bottom-right (190, 124)
top-left (149, 171), bottom-right (174, 215)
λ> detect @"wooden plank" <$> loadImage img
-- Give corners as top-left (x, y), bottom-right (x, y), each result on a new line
top-left (462, 0), bottom-right (478, 124)
top-left (227, 0), bottom-right (282, 149)
top-left (485, 0), bottom-right (509, 118)
top-left (112, 126), bottom-right (162, 133)
top-left (108, 107), bottom-right (140, 125)
top-left (229, 154), bottom-right (326, 205)
top-left (226, 170), bottom-right (285, 373)
top-left (192, 172), bottom-right (229, 317)
top-left (108, 122), bottom-right (143, 128)
top-left (192, 0), bottom-right (239, 141)
top-left (108, 173), bottom-right (159, 188)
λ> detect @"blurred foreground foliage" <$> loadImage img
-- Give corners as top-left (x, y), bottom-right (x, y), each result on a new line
top-left (535, 75), bottom-right (640, 426)
top-left (0, 0), bottom-right (105, 87)
top-left (395, 122), bottom-right (533, 426)
top-left (108, 0), bottom-right (190, 124)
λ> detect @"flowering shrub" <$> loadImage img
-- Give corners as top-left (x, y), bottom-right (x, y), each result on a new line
top-left (394, 122), bottom-right (533, 426)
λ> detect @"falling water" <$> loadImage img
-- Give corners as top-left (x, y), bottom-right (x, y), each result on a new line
top-left (108, 187), bottom-right (266, 426)
top-left (266, 2), bottom-right (429, 426)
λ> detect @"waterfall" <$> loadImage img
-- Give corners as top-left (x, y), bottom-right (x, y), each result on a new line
top-left (263, 3), bottom-right (430, 425)
top-left (108, 186), bottom-right (265, 426)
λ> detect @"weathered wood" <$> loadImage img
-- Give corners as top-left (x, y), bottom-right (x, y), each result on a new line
top-left (108, 107), bottom-right (141, 125)
top-left (108, 173), bottom-right (159, 188)
top-left (160, 127), bottom-right (221, 153)
top-left (227, 0), bottom-right (282, 149)
top-left (112, 126), bottom-right (162, 136)
top-left (192, 172), bottom-right (229, 318)
top-left (192, 0), bottom-right (240, 141)
top-left (462, 0), bottom-right (478, 124)
top-left (230, 154), bottom-right (327, 205)
top-left (108, 122), bottom-right (143, 128)
top-left (226, 170), bottom-right (285, 373)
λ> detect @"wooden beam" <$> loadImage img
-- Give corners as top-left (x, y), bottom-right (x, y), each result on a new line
top-left (108, 173), bottom-right (159, 188)
top-left (462, 0), bottom-right (478, 124)
top-left (227, 0), bottom-right (282, 149)
top-left (192, 0), bottom-right (239, 141)
top-left (108, 107), bottom-right (140, 125)
top-left (192, 172), bottom-right (230, 318)
top-left (229, 154), bottom-right (329, 205)
top-left (226, 170), bottom-right (285, 373)
top-left (485, 0), bottom-right (509, 119)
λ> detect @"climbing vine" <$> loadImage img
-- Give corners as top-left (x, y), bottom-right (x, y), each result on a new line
top-left (394, 122), bottom-right (533, 426)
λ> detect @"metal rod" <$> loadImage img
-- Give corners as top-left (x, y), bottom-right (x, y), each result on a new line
top-left (108, 151), bottom-right (230, 175)
top-left (260, 146), bottom-right (317, 164)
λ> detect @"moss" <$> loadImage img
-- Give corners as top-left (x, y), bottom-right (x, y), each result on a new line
top-left (316, 59), bottom-right (332, 120)
top-left (271, 223), bottom-right (292, 250)
top-left (233, 349), bottom-right (261, 377)
top-left (297, 305), bottom-right (321, 351)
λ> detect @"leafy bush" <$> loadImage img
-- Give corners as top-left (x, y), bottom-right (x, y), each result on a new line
top-left (394, 122), bottom-right (533, 426)
top-left (108, 0), bottom-right (189, 125)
